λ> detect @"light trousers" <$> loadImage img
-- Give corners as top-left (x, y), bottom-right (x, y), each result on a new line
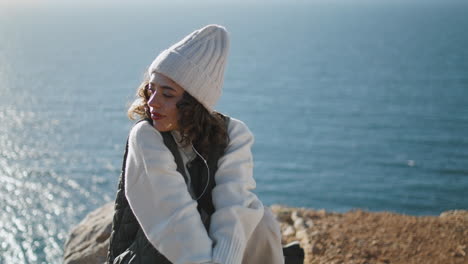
top-left (241, 207), bottom-right (285, 264)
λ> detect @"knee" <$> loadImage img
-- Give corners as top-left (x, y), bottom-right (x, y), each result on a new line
top-left (258, 207), bottom-right (282, 239)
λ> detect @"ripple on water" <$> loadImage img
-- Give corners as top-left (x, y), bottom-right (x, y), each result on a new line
top-left (0, 107), bottom-right (113, 263)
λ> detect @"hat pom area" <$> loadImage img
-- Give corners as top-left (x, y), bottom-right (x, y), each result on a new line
top-left (148, 24), bottom-right (230, 112)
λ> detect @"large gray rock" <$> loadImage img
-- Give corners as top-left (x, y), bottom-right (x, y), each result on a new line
top-left (63, 202), bottom-right (114, 264)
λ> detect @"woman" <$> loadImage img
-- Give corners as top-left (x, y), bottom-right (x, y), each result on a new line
top-left (107, 24), bottom-right (284, 264)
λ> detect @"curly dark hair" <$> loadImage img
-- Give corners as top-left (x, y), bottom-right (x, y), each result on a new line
top-left (127, 72), bottom-right (228, 159)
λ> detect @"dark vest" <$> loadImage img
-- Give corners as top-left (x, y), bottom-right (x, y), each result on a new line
top-left (107, 117), bottom-right (229, 264)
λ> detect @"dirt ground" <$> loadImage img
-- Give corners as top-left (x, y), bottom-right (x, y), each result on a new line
top-left (271, 205), bottom-right (467, 264)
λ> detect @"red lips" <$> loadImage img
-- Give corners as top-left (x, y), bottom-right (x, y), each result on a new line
top-left (151, 112), bottom-right (165, 120)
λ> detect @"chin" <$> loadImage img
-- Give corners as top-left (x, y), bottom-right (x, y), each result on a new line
top-left (153, 124), bottom-right (167, 132)
top-left (153, 122), bottom-right (175, 132)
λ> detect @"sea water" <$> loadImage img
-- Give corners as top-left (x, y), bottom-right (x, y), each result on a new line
top-left (1, 1), bottom-right (467, 263)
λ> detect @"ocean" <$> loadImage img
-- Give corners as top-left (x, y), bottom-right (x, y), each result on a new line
top-left (1, 1), bottom-right (467, 263)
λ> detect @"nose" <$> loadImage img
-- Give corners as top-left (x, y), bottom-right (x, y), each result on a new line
top-left (147, 91), bottom-right (160, 108)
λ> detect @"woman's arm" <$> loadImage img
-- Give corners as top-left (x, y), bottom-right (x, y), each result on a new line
top-left (125, 121), bottom-right (213, 264)
top-left (209, 118), bottom-right (265, 264)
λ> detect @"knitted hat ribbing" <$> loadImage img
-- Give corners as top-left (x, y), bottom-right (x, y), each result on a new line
top-left (148, 24), bottom-right (230, 112)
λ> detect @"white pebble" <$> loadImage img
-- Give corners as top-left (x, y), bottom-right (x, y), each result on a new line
top-left (283, 226), bottom-right (295, 236)
top-left (291, 210), bottom-right (300, 221)
top-left (296, 229), bottom-right (308, 240)
top-left (294, 218), bottom-right (305, 230)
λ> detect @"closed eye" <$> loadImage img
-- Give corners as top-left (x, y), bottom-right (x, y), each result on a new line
top-left (161, 86), bottom-right (176, 98)
top-left (146, 83), bottom-right (178, 98)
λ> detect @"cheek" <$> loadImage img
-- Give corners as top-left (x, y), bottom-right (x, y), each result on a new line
top-left (168, 102), bottom-right (180, 121)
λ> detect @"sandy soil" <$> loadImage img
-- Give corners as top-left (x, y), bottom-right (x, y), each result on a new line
top-left (271, 205), bottom-right (467, 264)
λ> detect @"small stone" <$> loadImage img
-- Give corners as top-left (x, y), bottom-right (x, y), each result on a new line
top-left (296, 229), bottom-right (308, 240)
top-left (306, 219), bottom-right (314, 228)
top-left (311, 242), bottom-right (324, 255)
top-left (310, 230), bottom-right (321, 237)
top-left (283, 225), bottom-right (295, 236)
top-left (291, 210), bottom-right (301, 221)
top-left (454, 245), bottom-right (466, 257)
top-left (293, 218), bottom-right (305, 230)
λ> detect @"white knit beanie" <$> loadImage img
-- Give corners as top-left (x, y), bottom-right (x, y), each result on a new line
top-left (148, 24), bottom-right (230, 112)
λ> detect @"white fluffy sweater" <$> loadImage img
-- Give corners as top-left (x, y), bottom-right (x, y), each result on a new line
top-left (124, 118), bottom-right (264, 264)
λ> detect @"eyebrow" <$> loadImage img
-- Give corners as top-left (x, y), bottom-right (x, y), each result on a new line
top-left (149, 82), bottom-right (176, 92)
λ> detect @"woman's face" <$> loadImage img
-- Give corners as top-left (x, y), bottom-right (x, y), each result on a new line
top-left (146, 72), bottom-right (185, 132)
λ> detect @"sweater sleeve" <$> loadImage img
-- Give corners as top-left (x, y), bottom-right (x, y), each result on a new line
top-left (125, 121), bottom-right (213, 264)
top-left (210, 118), bottom-right (264, 264)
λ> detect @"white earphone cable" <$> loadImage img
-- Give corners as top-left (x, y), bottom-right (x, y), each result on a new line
top-left (191, 144), bottom-right (210, 201)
